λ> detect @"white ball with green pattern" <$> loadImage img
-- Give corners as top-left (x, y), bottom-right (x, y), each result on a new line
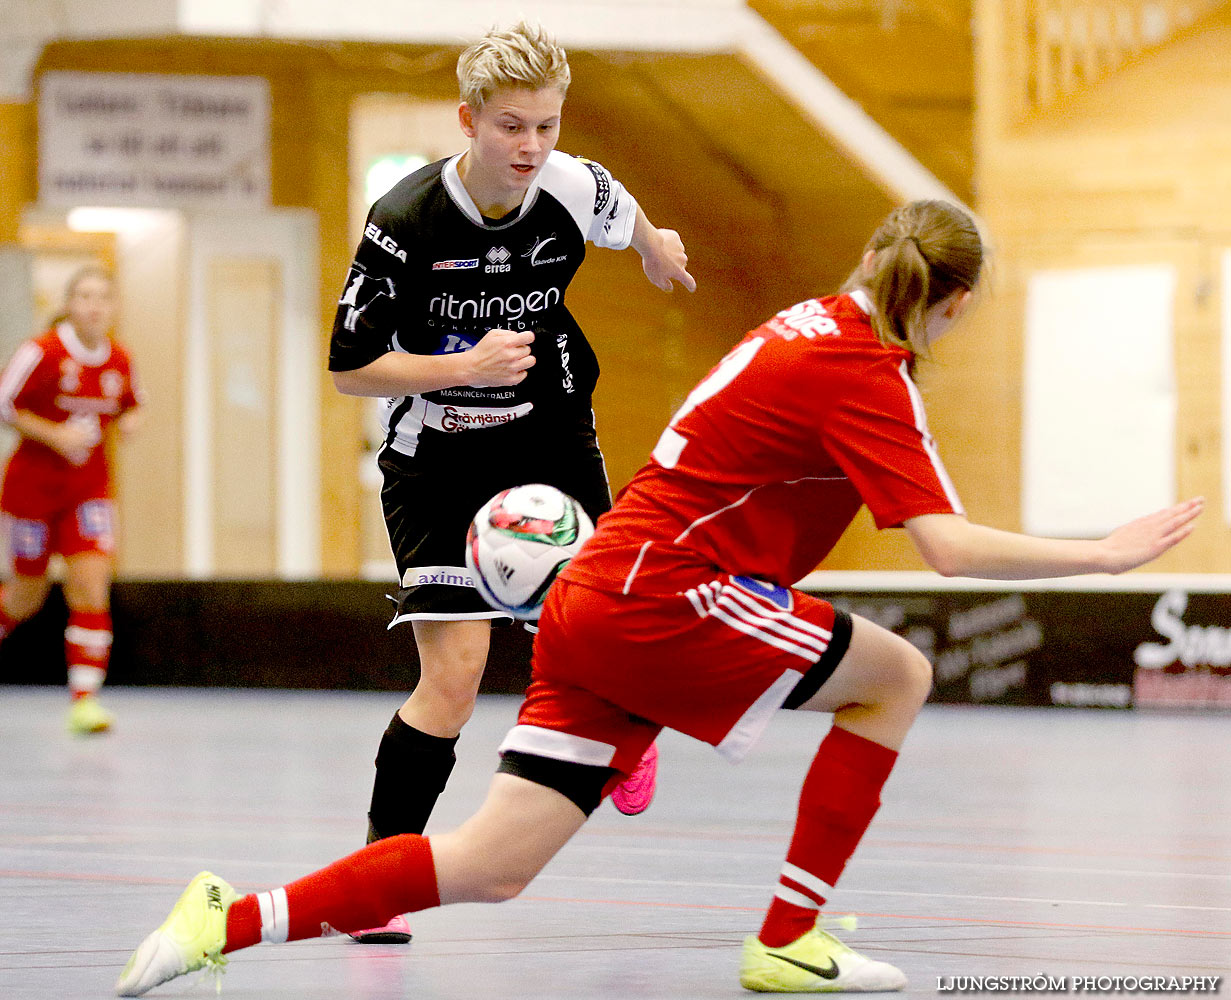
top-left (465, 484), bottom-right (595, 620)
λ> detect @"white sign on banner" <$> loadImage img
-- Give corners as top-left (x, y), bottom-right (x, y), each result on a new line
top-left (38, 72), bottom-right (271, 208)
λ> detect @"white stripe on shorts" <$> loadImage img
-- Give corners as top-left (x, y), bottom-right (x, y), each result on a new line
top-left (723, 585), bottom-right (833, 641)
top-left (258, 888), bottom-right (290, 943)
top-left (499, 724), bottom-right (617, 768)
top-left (685, 581), bottom-right (831, 663)
top-left (715, 668), bottom-right (803, 763)
top-left (709, 605), bottom-right (823, 661)
top-left (714, 593), bottom-right (829, 657)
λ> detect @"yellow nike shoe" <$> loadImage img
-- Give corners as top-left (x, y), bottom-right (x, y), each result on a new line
top-left (67, 695), bottom-right (113, 735)
top-left (740, 924), bottom-right (907, 993)
top-left (115, 872), bottom-right (238, 997)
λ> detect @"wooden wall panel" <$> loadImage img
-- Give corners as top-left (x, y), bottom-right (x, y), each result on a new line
top-left (974, 0), bottom-right (1231, 573)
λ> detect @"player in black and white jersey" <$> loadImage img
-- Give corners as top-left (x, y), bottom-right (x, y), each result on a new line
top-left (328, 21), bottom-right (694, 943)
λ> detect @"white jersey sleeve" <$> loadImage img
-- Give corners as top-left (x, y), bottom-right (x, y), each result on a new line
top-left (535, 151), bottom-right (639, 251)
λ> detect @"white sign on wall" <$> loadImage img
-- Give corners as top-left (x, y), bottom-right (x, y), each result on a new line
top-left (1022, 265), bottom-right (1177, 538)
top-left (38, 72), bottom-right (270, 208)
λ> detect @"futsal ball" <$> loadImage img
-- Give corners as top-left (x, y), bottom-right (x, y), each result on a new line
top-left (465, 484), bottom-right (595, 620)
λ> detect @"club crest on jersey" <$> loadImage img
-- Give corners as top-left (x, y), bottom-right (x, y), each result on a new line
top-left (432, 258), bottom-right (479, 270)
top-left (364, 223), bottom-right (407, 263)
top-left (524, 235), bottom-right (567, 267)
top-left (485, 246), bottom-right (512, 273)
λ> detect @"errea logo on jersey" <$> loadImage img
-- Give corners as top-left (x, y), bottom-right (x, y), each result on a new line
top-left (485, 246), bottom-right (512, 274)
top-left (364, 223), bottom-right (407, 262)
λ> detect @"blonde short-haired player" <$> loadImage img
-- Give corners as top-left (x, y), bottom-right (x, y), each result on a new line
top-left (327, 22), bottom-right (693, 942)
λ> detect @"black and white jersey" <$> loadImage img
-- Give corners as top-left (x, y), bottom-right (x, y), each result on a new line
top-left (329, 150), bottom-right (638, 464)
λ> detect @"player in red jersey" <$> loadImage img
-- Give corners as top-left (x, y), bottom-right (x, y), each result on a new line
top-left (116, 201), bottom-right (1202, 996)
top-left (0, 266), bottom-right (141, 735)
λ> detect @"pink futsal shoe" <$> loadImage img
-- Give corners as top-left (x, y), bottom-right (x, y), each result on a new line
top-left (611, 742), bottom-right (658, 815)
top-left (348, 913), bottom-right (412, 944)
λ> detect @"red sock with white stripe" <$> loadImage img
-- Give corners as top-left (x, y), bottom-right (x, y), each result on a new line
top-left (223, 833), bottom-right (439, 952)
top-left (65, 609), bottom-right (112, 699)
top-left (758, 725), bottom-right (899, 947)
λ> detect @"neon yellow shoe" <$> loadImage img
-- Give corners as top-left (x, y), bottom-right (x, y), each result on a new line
top-left (115, 871), bottom-right (239, 997)
top-left (740, 924), bottom-right (907, 993)
top-left (67, 695), bottom-right (113, 735)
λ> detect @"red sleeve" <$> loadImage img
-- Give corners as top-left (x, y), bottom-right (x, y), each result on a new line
top-left (818, 358), bottom-right (963, 528)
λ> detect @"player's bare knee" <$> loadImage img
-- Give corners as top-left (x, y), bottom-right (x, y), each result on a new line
top-left (476, 870), bottom-right (534, 903)
top-left (893, 644), bottom-right (934, 708)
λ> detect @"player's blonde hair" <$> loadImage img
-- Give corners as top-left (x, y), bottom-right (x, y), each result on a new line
top-left (457, 21), bottom-right (571, 111)
top-left (844, 200), bottom-right (983, 359)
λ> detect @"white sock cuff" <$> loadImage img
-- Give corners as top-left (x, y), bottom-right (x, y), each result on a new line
top-left (257, 888), bottom-right (290, 943)
top-left (67, 664), bottom-right (106, 694)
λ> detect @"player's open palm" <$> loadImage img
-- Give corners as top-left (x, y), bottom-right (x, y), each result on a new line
top-left (465, 328), bottom-right (536, 387)
top-left (643, 228), bottom-right (696, 293)
top-left (1100, 497), bottom-right (1204, 573)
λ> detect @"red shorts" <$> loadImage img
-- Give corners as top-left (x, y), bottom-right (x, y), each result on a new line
top-left (2, 497), bottom-right (116, 576)
top-left (500, 575), bottom-right (851, 782)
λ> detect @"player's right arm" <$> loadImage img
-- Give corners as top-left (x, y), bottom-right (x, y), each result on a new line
top-left (332, 328), bottom-right (536, 397)
top-left (6, 409), bottom-right (96, 466)
top-left (327, 200), bottom-right (535, 398)
top-left (1, 340), bottom-right (94, 464)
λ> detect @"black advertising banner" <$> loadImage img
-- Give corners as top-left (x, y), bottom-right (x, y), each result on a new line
top-left (822, 588), bottom-right (1231, 709)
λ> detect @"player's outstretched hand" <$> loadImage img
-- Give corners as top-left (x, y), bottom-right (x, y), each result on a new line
top-left (1100, 497), bottom-right (1204, 573)
top-left (464, 328), bottom-right (536, 387)
top-left (643, 229), bottom-right (696, 293)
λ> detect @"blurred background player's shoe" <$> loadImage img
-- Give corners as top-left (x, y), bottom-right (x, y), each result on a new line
top-left (67, 694), bottom-right (113, 735)
top-left (115, 870), bottom-right (238, 997)
top-left (739, 924), bottom-right (906, 993)
top-left (348, 913), bottom-right (412, 944)
top-left (611, 742), bottom-right (658, 815)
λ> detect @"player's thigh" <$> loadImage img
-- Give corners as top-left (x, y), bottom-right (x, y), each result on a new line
top-left (794, 612), bottom-right (933, 715)
top-left (411, 617), bottom-right (492, 685)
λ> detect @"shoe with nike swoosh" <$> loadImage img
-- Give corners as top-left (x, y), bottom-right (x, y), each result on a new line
top-left (739, 924), bottom-right (906, 992)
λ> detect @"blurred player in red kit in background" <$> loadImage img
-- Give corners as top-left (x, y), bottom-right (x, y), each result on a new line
top-left (0, 265), bottom-right (142, 734)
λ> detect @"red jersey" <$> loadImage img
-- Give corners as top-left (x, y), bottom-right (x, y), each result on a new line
top-left (563, 291), bottom-right (963, 595)
top-left (0, 323), bottom-right (141, 511)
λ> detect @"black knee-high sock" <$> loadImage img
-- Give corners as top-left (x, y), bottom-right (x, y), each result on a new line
top-left (366, 712), bottom-right (460, 843)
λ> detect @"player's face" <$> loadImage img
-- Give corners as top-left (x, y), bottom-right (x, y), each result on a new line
top-left (461, 86), bottom-right (564, 196)
top-left (66, 275), bottom-right (116, 342)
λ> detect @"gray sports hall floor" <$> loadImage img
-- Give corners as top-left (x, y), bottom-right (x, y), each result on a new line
top-left (1, 688), bottom-right (1227, 1000)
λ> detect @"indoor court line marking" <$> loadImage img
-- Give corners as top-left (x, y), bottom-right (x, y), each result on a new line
top-left (4, 867), bottom-right (1229, 922)
top-left (567, 843), bottom-right (1231, 879)
top-left (578, 827), bottom-right (1231, 863)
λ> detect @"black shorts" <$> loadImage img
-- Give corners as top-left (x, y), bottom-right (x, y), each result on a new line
top-left (380, 410), bottom-right (612, 625)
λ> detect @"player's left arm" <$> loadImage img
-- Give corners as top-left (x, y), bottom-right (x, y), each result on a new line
top-left (630, 205), bottom-right (696, 293)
